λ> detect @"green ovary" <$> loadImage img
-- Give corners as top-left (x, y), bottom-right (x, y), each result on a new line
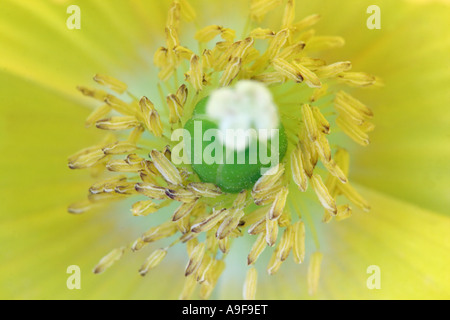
top-left (184, 97), bottom-right (288, 193)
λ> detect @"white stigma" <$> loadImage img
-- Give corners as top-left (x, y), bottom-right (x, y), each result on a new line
top-left (206, 80), bottom-right (280, 151)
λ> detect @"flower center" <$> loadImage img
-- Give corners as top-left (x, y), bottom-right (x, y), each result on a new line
top-left (206, 80), bottom-right (279, 150)
top-left (68, 0), bottom-right (379, 300)
top-left (183, 80), bottom-right (288, 193)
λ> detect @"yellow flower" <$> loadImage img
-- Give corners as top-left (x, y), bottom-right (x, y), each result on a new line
top-left (0, 0), bottom-right (449, 300)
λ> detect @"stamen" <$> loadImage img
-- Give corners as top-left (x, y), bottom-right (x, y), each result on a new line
top-left (154, 47), bottom-right (169, 69)
top-left (336, 91), bottom-right (374, 118)
top-left (139, 249), bottom-right (167, 276)
top-left (114, 182), bottom-right (139, 195)
top-left (126, 153), bottom-right (144, 165)
top-left (199, 260), bottom-right (225, 299)
top-left (337, 72), bottom-right (377, 87)
top-left (292, 62), bottom-right (322, 88)
top-left (323, 159), bottom-right (348, 184)
top-left (179, 0), bottom-right (196, 22)
top-left (248, 217), bottom-right (266, 235)
top-left (252, 164), bottom-right (285, 197)
top-left (265, 217), bottom-right (279, 246)
top-left (307, 252), bottom-right (323, 295)
top-left (250, 0), bottom-right (283, 22)
top-left (307, 36), bottom-right (345, 51)
top-left (335, 204), bottom-right (353, 221)
top-left (167, 1), bottom-right (181, 29)
top-left (135, 182), bottom-right (168, 200)
top-left (310, 174), bottom-right (337, 215)
top-left (176, 213), bottom-right (192, 234)
top-left (188, 54), bottom-right (204, 92)
top-left (142, 221), bottom-right (178, 243)
top-left (107, 159), bottom-right (143, 173)
top-left (281, 0), bottom-right (296, 28)
top-left (248, 233), bottom-right (267, 265)
top-left (77, 86), bottom-right (107, 102)
top-left (243, 267), bottom-right (258, 300)
top-left (291, 144), bottom-right (308, 192)
top-left (272, 58), bottom-right (303, 83)
top-left (267, 186), bottom-right (289, 220)
top-left (85, 104), bottom-right (111, 128)
top-left (278, 209), bottom-right (292, 227)
top-left (132, 200), bottom-right (159, 217)
top-left (233, 190), bottom-right (248, 208)
top-left (95, 116), bottom-right (140, 131)
top-left (299, 139), bottom-right (317, 177)
top-left (68, 148), bottom-right (105, 169)
top-left (338, 182), bottom-right (371, 212)
top-left (277, 225), bottom-right (294, 261)
top-left (104, 94), bottom-right (135, 116)
top-left (172, 201), bottom-right (198, 221)
top-left (277, 42), bottom-right (305, 61)
top-left (159, 64), bottom-right (176, 82)
top-left (218, 237), bottom-right (230, 254)
top-left (165, 26), bottom-right (180, 49)
top-left (150, 149), bottom-right (183, 185)
top-left (312, 107), bottom-right (330, 134)
top-left (102, 141), bottom-right (137, 155)
top-left (179, 275), bottom-right (197, 300)
top-left (315, 61), bottom-right (352, 79)
top-left (234, 37), bottom-right (255, 60)
top-left (88, 191), bottom-right (127, 203)
top-left (301, 104), bottom-right (319, 142)
top-left (195, 25), bottom-right (223, 42)
top-left (67, 199), bottom-right (94, 215)
top-left (196, 255), bottom-right (214, 283)
top-left (214, 41), bottom-right (241, 71)
top-left (220, 28), bottom-right (236, 42)
top-left (187, 182), bottom-right (223, 198)
top-left (128, 126), bottom-right (144, 144)
top-left (95, 176), bottom-right (127, 193)
top-left (336, 116), bottom-right (370, 146)
top-left (201, 49), bottom-right (214, 69)
top-left (93, 74), bottom-right (128, 94)
top-left (240, 207), bottom-right (268, 228)
top-left (166, 94), bottom-right (183, 123)
top-left (266, 29), bottom-right (290, 60)
top-left (93, 247), bottom-right (125, 274)
top-left (176, 84), bottom-right (189, 107)
top-left (297, 29), bottom-right (315, 43)
top-left (186, 238), bottom-right (200, 255)
top-left (219, 57), bottom-right (242, 87)
top-left (216, 207), bottom-right (245, 240)
top-left (185, 242), bottom-right (205, 276)
top-left (148, 109), bottom-right (164, 137)
top-left (165, 187), bottom-right (199, 203)
top-left (291, 14), bottom-right (321, 32)
top-left (315, 132), bottom-right (332, 163)
top-left (191, 208), bottom-right (229, 233)
top-left (249, 27), bottom-right (275, 39)
top-left (292, 221), bottom-right (305, 264)
top-left (251, 72), bottom-right (287, 85)
top-left (174, 46), bottom-right (194, 61)
top-left (297, 57), bottom-right (326, 70)
top-left (310, 84), bottom-right (328, 102)
top-left (267, 247), bottom-right (282, 275)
